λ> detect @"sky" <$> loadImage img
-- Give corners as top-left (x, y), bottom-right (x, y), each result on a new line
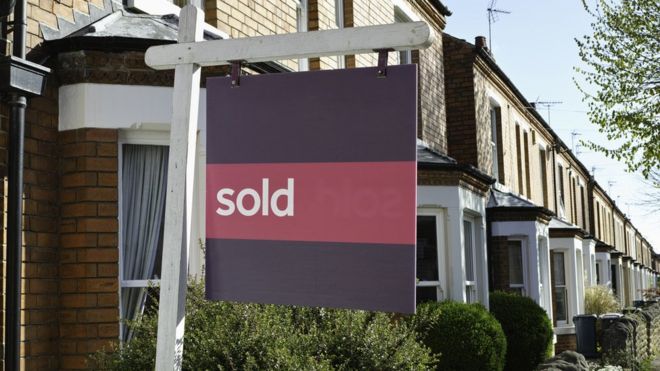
top-left (442, 0), bottom-right (659, 249)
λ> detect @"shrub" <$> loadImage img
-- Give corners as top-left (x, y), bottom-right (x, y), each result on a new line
top-left (411, 301), bottom-right (506, 371)
top-left (489, 291), bottom-right (553, 371)
top-left (584, 285), bottom-right (620, 315)
top-left (92, 281), bottom-right (435, 370)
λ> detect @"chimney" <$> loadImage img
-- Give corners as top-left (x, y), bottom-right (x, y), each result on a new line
top-left (475, 36), bottom-right (487, 50)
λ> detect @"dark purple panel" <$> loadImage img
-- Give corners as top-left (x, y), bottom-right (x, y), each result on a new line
top-left (206, 65), bottom-right (417, 164)
top-left (205, 238), bottom-right (416, 313)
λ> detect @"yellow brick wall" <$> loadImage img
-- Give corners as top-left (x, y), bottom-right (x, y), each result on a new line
top-left (352, 0), bottom-right (394, 67)
top-left (25, 0), bottom-right (105, 50)
top-left (205, 0), bottom-right (299, 70)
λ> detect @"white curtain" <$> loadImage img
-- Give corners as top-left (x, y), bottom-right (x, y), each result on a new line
top-left (120, 144), bottom-right (168, 341)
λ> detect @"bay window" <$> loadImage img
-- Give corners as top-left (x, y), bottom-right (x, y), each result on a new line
top-left (463, 219), bottom-right (477, 303)
top-left (551, 251), bottom-right (568, 325)
top-left (416, 210), bottom-right (443, 304)
top-left (508, 240), bottom-right (525, 295)
top-left (119, 144), bottom-right (169, 341)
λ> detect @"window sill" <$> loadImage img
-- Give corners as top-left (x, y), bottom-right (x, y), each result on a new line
top-left (554, 325), bottom-right (575, 335)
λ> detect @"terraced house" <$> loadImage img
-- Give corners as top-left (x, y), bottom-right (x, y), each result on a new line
top-left (0, 0), bottom-right (656, 369)
top-left (441, 33), bottom-right (657, 353)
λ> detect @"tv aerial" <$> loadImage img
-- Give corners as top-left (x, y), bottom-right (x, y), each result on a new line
top-left (487, 0), bottom-right (511, 50)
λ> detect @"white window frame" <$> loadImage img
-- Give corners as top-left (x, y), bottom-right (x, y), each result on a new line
top-left (551, 250), bottom-right (569, 326)
top-left (416, 208), bottom-right (445, 302)
top-left (507, 238), bottom-right (528, 295)
top-left (463, 217), bottom-right (477, 303)
top-left (334, 0), bottom-right (346, 69)
top-left (296, 0), bottom-right (309, 71)
top-left (393, 6), bottom-right (413, 65)
top-left (117, 130), bottom-right (170, 340)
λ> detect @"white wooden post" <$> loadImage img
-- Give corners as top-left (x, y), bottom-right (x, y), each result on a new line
top-left (154, 5), bottom-right (203, 371)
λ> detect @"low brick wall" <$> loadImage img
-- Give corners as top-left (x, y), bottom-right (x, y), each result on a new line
top-left (555, 334), bottom-right (577, 355)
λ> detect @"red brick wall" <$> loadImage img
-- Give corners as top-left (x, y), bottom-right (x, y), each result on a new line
top-left (442, 34), bottom-right (479, 167)
top-left (20, 82), bottom-right (61, 370)
top-left (555, 333), bottom-right (577, 354)
top-left (487, 235), bottom-right (511, 292)
top-left (59, 128), bottom-right (119, 370)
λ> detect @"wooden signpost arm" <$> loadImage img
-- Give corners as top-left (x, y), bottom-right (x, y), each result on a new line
top-left (145, 21), bottom-right (435, 70)
top-left (154, 5), bottom-right (203, 371)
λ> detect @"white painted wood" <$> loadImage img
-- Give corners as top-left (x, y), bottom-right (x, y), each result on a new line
top-left (145, 21), bottom-right (435, 70)
top-left (57, 84), bottom-right (208, 136)
top-left (154, 5), bottom-right (204, 371)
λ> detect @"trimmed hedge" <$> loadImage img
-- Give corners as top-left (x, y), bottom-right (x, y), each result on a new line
top-left (411, 301), bottom-right (507, 371)
top-left (490, 291), bottom-right (553, 371)
top-left (91, 282), bottom-right (436, 370)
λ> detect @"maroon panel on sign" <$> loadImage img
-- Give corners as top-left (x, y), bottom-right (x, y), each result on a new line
top-left (206, 161), bottom-right (416, 245)
top-left (206, 66), bottom-right (417, 164)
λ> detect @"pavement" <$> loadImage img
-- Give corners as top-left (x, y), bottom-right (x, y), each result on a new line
top-left (652, 357), bottom-right (660, 370)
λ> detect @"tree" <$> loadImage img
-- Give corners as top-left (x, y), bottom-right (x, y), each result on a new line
top-left (575, 0), bottom-right (660, 178)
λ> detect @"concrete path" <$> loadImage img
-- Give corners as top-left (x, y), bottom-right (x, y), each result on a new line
top-left (651, 357), bottom-right (660, 370)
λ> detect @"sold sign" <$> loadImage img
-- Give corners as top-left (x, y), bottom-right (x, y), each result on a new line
top-left (206, 66), bottom-right (417, 313)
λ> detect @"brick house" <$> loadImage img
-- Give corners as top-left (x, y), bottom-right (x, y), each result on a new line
top-left (441, 33), bottom-right (658, 353)
top-left (1, 0), bottom-right (656, 368)
top-left (0, 0), bottom-right (495, 369)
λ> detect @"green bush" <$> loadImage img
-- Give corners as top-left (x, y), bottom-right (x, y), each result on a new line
top-left (410, 301), bottom-right (507, 371)
top-left (92, 281), bottom-right (436, 370)
top-left (584, 285), bottom-right (620, 315)
top-left (489, 291), bottom-right (553, 371)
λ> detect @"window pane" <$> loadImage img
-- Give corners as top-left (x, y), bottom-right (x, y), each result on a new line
top-left (553, 287), bottom-right (568, 321)
top-left (417, 216), bottom-right (439, 281)
top-left (508, 241), bottom-right (524, 286)
top-left (552, 252), bottom-right (566, 286)
top-left (416, 286), bottom-right (438, 304)
top-left (463, 220), bottom-right (474, 281)
top-left (466, 284), bottom-right (477, 303)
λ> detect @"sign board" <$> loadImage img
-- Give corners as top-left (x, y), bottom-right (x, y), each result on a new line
top-left (205, 65), bottom-right (417, 313)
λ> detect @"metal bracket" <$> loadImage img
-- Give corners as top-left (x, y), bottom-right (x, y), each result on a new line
top-left (230, 60), bottom-right (244, 87)
top-left (375, 48), bottom-right (393, 78)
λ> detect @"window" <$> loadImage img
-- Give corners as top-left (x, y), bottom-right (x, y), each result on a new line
top-left (558, 165), bottom-right (565, 211)
top-left (416, 213), bottom-right (442, 304)
top-left (539, 148), bottom-right (548, 208)
top-left (596, 261), bottom-right (601, 284)
top-left (394, 8), bottom-right (412, 64)
top-left (523, 131), bottom-right (531, 198)
top-left (516, 124), bottom-right (523, 194)
top-left (596, 202), bottom-right (601, 237)
top-left (580, 185), bottom-right (586, 229)
top-left (508, 240), bottom-right (525, 295)
top-left (296, 0), bottom-right (309, 71)
top-left (551, 251), bottom-right (568, 324)
top-left (334, 0), bottom-right (345, 68)
top-left (463, 219), bottom-right (477, 303)
top-left (571, 177), bottom-right (578, 224)
top-left (119, 144), bottom-right (169, 341)
top-left (489, 106), bottom-right (501, 182)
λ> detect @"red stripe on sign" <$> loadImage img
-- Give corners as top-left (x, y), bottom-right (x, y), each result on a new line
top-left (206, 162), bottom-right (416, 245)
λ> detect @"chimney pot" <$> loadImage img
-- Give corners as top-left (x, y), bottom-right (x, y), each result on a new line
top-left (475, 36), bottom-right (487, 49)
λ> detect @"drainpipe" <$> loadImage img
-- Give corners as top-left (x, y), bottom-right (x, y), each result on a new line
top-left (6, 0), bottom-right (27, 369)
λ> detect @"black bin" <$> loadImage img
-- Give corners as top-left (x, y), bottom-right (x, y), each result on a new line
top-left (574, 314), bottom-right (598, 358)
